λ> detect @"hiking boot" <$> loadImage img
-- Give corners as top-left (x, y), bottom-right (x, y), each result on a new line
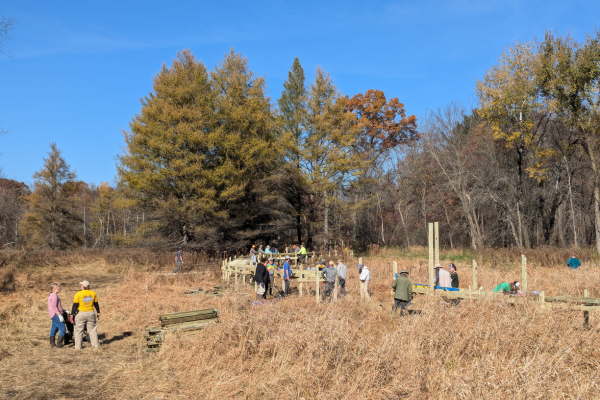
top-left (56, 335), bottom-right (64, 348)
top-left (50, 336), bottom-right (56, 347)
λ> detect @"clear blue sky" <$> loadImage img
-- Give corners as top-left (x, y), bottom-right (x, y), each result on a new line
top-left (1, 0), bottom-right (598, 186)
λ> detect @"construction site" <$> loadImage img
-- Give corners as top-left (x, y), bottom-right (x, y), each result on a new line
top-left (1, 237), bottom-right (600, 399)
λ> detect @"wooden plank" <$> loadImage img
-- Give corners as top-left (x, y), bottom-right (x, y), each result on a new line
top-left (521, 254), bottom-right (527, 293)
top-left (160, 308), bottom-right (217, 320)
top-left (472, 259), bottom-right (477, 292)
top-left (434, 221), bottom-right (439, 266)
top-left (428, 222), bottom-right (434, 292)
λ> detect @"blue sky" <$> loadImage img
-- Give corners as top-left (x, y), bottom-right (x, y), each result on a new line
top-left (0, 0), bottom-right (598, 186)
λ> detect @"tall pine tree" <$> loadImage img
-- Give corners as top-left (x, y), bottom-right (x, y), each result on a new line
top-left (21, 143), bottom-right (83, 249)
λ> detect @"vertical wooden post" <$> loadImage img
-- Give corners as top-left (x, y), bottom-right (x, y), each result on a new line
top-left (333, 275), bottom-right (338, 300)
top-left (315, 270), bottom-right (320, 303)
top-left (584, 311), bottom-right (590, 327)
top-left (472, 259), bottom-right (478, 292)
top-left (226, 259), bottom-right (230, 284)
top-left (521, 254), bottom-right (527, 293)
top-left (391, 260), bottom-right (397, 296)
top-left (351, 250), bottom-right (354, 259)
top-left (335, 249), bottom-right (338, 257)
top-left (434, 221), bottom-right (440, 266)
top-left (428, 223), bottom-right (434, 292)
top-left (299, 265), bottom-right (304, 295)
top-left (469, 285), bottom-right (472, 301)
top-left (539, 291), bottom-right (545, 308)
top-left (584, 289), bottom-right (589, 298)
top-left (359, 257), bottom-right (363, 265)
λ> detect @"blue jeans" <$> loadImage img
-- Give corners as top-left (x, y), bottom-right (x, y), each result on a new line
top-left (174, 261), bottom-right (182, 273)
top-left (50, 315), bottom-right (66, 337)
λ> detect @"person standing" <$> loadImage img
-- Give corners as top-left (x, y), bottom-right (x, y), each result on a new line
top-left (249, 245), bottom-right (257, 265)
top-left (173, 248), bottom-right (184, 273)
top-left (359, 264), bottom-right (370, 299)
top-left (434, 264), bottom-right (452, 288)
top-left (321, 262), bottom-right (338, 301)
top-left (282, 255), bottom-right (292, 296)
top-left (254, 258), bottom-right (270, 300)
top-left (336, 260), bottom-right (347, 295)
top-left (71, 280), bottom-right (100, 350)
top-left (449, 264), bottom-right (459, 288)
top-left (567, 253), bottom-right (582, 269)
top-left (298, 244), bottom-right (307, 264)
top-left (48, 283), bottom-right (66, 348)
top-left (266, 258), bottom-right (276, 296)
top-left (392, 270), bottom-right (413, 312)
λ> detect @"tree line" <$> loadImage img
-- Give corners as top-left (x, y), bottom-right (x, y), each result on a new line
top-left (3, 30), bottom-right (600, 253)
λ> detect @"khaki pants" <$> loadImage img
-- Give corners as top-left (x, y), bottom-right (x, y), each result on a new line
top-left (360, 281), bottom-right (370, 299)
top-left (74, 311), bottom-right (99, 349)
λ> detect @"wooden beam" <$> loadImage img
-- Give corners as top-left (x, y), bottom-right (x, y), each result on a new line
top-left (472, 259), bottom-right (477, 292)
top-left (434, 221), bottom-right (439, 266)
top-left (428, 222), bottom-right (434, 292)
top-left (391, 260), bottom-right (397, 296)
top-left (521, 254), bottom-right (527, 293)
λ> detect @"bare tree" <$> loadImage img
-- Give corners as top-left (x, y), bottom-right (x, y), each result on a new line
top-left (0, 14), bottom-right (15, 58)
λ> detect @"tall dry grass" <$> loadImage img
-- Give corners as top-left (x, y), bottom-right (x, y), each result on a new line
top-left (1, 250), bottom-right (600, 399)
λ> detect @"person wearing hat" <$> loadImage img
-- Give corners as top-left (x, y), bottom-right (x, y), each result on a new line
top-left (434, 264), bottom-right (452, 288)
top-left (266, 258), bottom-right (276, 296)
top-left (249, 245), bottom-right (257, 265)
top-left (449, 264), bottom-right (459, 289)
top-left (392, 270), bottom-right (413, 312)
top-left (336, 260), bottom-right (347, 295)
top-left (173, 247), bottom-right (184, 273)
top-left (359, 264), bottom-right (370, 299)
top-left (71, 280), bottom-right (100, 349)
top-left (281, 255), bottom-right (292, 296)
top-left (317, 259), bottom-right (327, 271)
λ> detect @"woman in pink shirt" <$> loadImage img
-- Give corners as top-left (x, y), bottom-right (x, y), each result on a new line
top-left (48, 283), bottom-right (66, 348)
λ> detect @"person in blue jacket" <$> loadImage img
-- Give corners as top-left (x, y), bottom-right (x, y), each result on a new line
top-left (567, 253), bottom-right (582, 269)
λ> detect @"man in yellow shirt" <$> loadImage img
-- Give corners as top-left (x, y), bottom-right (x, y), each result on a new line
top-left (71, 280), bottom-right (100, 349)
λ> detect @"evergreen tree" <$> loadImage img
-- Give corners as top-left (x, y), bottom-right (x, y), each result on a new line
top-left (278, 58), bottom-right (308, 243)
top-left (119, 49), bottom-right (281, 250)
top-left (303, 68), bottom-right (364, 248)
top-left (209, 50), bottom-right (282, 249)
top-left (21, 143), bottom-right (82, 249)
top-left (118, 50), bottom-right (216, 245)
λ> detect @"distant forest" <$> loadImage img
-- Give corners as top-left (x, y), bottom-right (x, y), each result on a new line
top-left (2, 30), bottom-right (600, 253)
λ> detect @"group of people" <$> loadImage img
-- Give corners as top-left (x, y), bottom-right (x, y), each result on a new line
top-left (47, 280), bottom-right (100, 349)
top-left (249, 244), bottom-right (307, 265)
top-left (433, 263), bottom-right (459, 288)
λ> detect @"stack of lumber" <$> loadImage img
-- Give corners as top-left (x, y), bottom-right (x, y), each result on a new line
top-left (143, 308), bottom-right (218, 352)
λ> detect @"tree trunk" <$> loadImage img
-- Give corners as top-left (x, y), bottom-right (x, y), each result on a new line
top-left (323, 190), bottom-right (328, 248)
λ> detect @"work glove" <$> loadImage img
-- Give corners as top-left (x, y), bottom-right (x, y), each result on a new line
top-left (96, 313), bottom-right (100, 321)
top-left (58, 314), bottom-right (64, 323)
top-left (69, 316), bottom-right (74, 323)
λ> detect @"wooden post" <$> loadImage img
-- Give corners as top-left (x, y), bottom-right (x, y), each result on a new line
top-left (434, 221), bottom-right (439, 266)
top-left (521, 254), bottom-right (527, 293)
top-left (351, 250), bottom-right (354, 259)
top-left (359, 256), bottom-right (364, 297)
top-left (315, 270), bottom-right (320, 303)
top-left (428, 223), bottom-right (434, 292)
top-left (333, 275), bottom-right (338, 300)
top-left (584, 289), bottom-right (589, 298)
top-left (335, 249), bottom-right (338, 257)
top-left (391, 260), bottom-right (397, 296)
top-left (472, 259), bottom-right (478, 292)
top-left (299, 265), bottom-right (304, 295)
top-left (584, 311), bottom-right (590, 327)
top-left (469, 285), bottom-right (472, 301)
top-left (359, 257), bottom-right (363, 265)
top-left (226, 259), bottom-right (230, 284)
top-left (539, 291), bottom-right (545, 309)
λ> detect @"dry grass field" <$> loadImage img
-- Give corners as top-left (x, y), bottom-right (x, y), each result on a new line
top-left (1, 248), bottom-right (600, 399)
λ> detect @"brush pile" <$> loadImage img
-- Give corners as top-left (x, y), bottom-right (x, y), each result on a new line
top-left (144, 308), bottom-right (218, 351)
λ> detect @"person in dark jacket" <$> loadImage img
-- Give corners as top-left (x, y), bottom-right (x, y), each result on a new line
top-left (254, 258), bottom-right (270, 300)
top-left (449, 264), bottom-right (459, 288)
top-left (392, 269), bottom-right (413, 312)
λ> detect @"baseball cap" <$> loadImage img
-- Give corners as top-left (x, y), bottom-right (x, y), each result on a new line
top-left (79, 280), bottom-right (90, 287)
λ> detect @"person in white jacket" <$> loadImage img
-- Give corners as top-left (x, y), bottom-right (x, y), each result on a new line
top-left (359, 264), bottom-right (370, 299)
top-left (434, 264), bottom-right (452, 288)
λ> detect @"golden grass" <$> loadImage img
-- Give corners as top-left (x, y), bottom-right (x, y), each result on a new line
top-left (1, 249), bottom-right (600, 399)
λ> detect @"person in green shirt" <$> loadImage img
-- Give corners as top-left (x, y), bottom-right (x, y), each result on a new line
top-left (449, 264), bottom-right (459, 289)
top-left (493, 281), bottom-right (520, 293)
top-left (392, 269), bottom-right (413, 312)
